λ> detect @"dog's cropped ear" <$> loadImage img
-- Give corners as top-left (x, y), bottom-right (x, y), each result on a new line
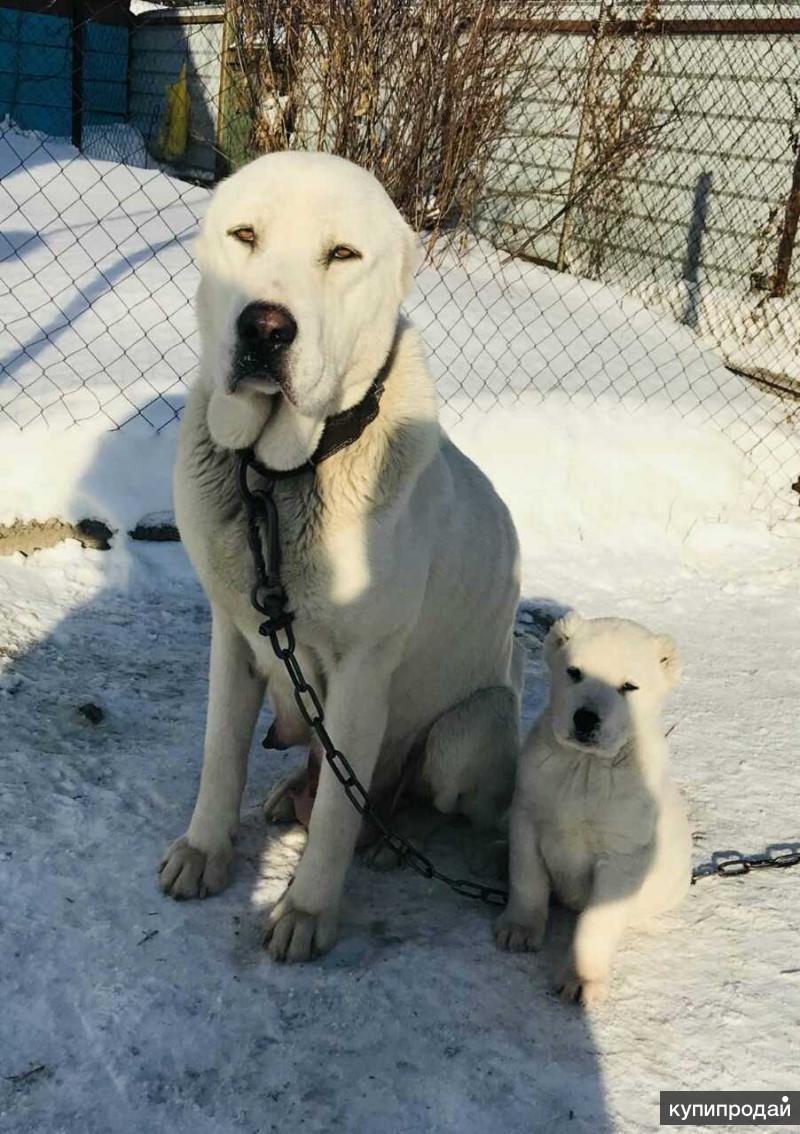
top-left (399, 222), bottom-right (422, 299)
top-left (655, 633), bottom-right (682, 689)
top-left (544, 610), bottom-right (582, 665)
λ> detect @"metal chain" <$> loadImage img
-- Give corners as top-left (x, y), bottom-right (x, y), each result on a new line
top-left (237, 449), bottom-right (509, 907)
top-left (691, 844), bottom-right (800, 883)
top-left (236, 449), bottom-right (800, 905)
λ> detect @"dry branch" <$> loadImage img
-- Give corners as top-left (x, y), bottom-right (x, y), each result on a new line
top-left (222, 0), bottom-right (553, 246)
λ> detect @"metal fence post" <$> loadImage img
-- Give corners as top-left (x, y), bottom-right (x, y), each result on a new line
top-left (771, 142), bottom-right (800, 299)
top-left (213, 0), bottom-right (232, 181)
top-left (70, 0), bottom-right (85, 150)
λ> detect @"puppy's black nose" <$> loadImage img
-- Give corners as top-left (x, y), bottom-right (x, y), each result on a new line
top-left (573, 707), bottom-right (600, 739)
top-left (236, 302), bottom-right (297, 350)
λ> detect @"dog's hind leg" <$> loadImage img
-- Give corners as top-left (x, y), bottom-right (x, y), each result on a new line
top-left (262, 763), bottom-right (309, 823)
top-left (360, 804), bottom-right (448, 871)
top-left (264, 665), bottom-right (312, 751)
top-left (559, 854), bottom-right (644, 1007)
top-left (421, 685), bottom-right (520, 831)
top-left (261, 662), bottom-right (317, 822)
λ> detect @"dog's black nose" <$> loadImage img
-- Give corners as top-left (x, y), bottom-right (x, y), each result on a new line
top-left (236, 302), bottom-right (297, 350)
top-left (573, 707), bottom-right (600, 739)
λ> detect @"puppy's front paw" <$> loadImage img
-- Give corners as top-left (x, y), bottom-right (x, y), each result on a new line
top-left (493, 906), bottom-right (547, 952)
top-left (559, 973), bottom-right (609, 1008)
top-left (263, 890), bottom-right (339, 963)
top-left (159, 835), bottom-right (233, 899)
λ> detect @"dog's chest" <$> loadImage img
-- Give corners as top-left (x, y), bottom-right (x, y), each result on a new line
top-left (220, 492), bottom-right (341, 633)
top-left (534, 753), bottom-right (657, 892)
top-left (547, 785), bottom-right (652, 853)
top-left (179, 437), bottom-right (380, 656)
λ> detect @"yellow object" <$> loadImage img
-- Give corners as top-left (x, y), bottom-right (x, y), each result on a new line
top-left (157, 62), bottom-right (190, 162)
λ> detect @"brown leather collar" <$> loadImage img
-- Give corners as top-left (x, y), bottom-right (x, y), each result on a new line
top-left (241, 354), bottom-right (391, 481)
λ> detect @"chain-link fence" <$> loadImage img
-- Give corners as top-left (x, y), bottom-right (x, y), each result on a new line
top-left (1, 1), bottom-right (798, 512)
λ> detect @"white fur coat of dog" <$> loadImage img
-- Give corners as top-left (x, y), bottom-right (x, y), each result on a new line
top-left (495, 614), bottom-right (691, 1005)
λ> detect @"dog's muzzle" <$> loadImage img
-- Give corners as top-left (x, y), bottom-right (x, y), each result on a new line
top-left (230, 301), bottom-right (297, 393)
top-left (571, 706), bottom-right (601, 745)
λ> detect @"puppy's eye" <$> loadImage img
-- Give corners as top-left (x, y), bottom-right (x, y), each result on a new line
top-left (327, 244), bottom-right (362, 263)
top-left (566, 666), bottom-right (582, 683)
top-left (619, 682), bottom-right (639, 694)
top-left (228, 226), bottom-right (256, 245)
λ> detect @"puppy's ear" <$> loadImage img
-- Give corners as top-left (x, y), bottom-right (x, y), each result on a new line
top-left (544, 611), bottom-right (582, 665)
top-left (656, 633), bottom-right (681, 689)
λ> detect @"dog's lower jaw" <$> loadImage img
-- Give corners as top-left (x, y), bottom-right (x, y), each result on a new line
top-left (554, 728), bottom-right (626, 762)
top-left (207, 386), bottom-right (275, 450)
top-left (252, 396), bottom-right (325, 472)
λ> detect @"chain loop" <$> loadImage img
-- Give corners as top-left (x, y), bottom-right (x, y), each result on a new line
top-left (766, 844), bottom-right (800, 867)
top-left (691, 843), bottom-right (800, 882)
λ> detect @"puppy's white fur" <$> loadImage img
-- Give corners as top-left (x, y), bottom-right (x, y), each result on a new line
top-left (495, 614), bottom-right (691, 1006)
top-left (160, 152), bottom-right (522, 962)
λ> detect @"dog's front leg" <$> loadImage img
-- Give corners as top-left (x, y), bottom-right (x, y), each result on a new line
top-left (560, 851), bottom-right (646, 1007)
top-left (160, 605), bottom-right (264, 898)
top-left (264, 645), bottom-right (396, 962)
top-left (494, 801), bottom-right (550, 953)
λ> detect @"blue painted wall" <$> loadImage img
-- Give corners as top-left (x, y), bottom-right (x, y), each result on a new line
top-left (0, 7), bottom-right (128, 139)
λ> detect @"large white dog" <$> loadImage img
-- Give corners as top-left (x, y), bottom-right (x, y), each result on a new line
top-left (495, 614), bottom-right (691, 1005)
top-left (159, 151), bottom-right (522, 962)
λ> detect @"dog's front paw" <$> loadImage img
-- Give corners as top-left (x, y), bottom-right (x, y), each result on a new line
top-left (159, 835), bottom-right (233, 899)
top-left (493, 906), bottom-right (547, 952)
top-left (559, 973), bottom-right (609, 1008)
top-left (263, 891), bottom-right (339, 962)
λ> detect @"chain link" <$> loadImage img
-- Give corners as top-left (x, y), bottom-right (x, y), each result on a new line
top-left (691, 843), bottom-right (800, 883)
top-left (237, 449), bottom-right (799, 906)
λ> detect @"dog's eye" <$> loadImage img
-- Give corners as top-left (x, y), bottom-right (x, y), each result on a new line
top-left (228, 226), bottom-right (256, 245)
top-left (327, 244), bottom-right (362, 263)
top-left (619, 682), bottom-right (639, 694)
top-left (566, 666), bottom-right (582, 683)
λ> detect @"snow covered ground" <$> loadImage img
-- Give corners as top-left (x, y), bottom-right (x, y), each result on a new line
top-left (1, 125), bottom-right (800, 1133)
top-left (638, 275), bottom-right (800, 396)
top-left (1, 521), bottom-right (798, 1134)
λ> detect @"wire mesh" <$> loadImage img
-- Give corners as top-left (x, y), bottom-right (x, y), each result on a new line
top-left (0, 0), bottom-right (798, 513)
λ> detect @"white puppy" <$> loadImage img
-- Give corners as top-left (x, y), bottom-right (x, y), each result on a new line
top-left (495, 613), bottom-right (691, 1006)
